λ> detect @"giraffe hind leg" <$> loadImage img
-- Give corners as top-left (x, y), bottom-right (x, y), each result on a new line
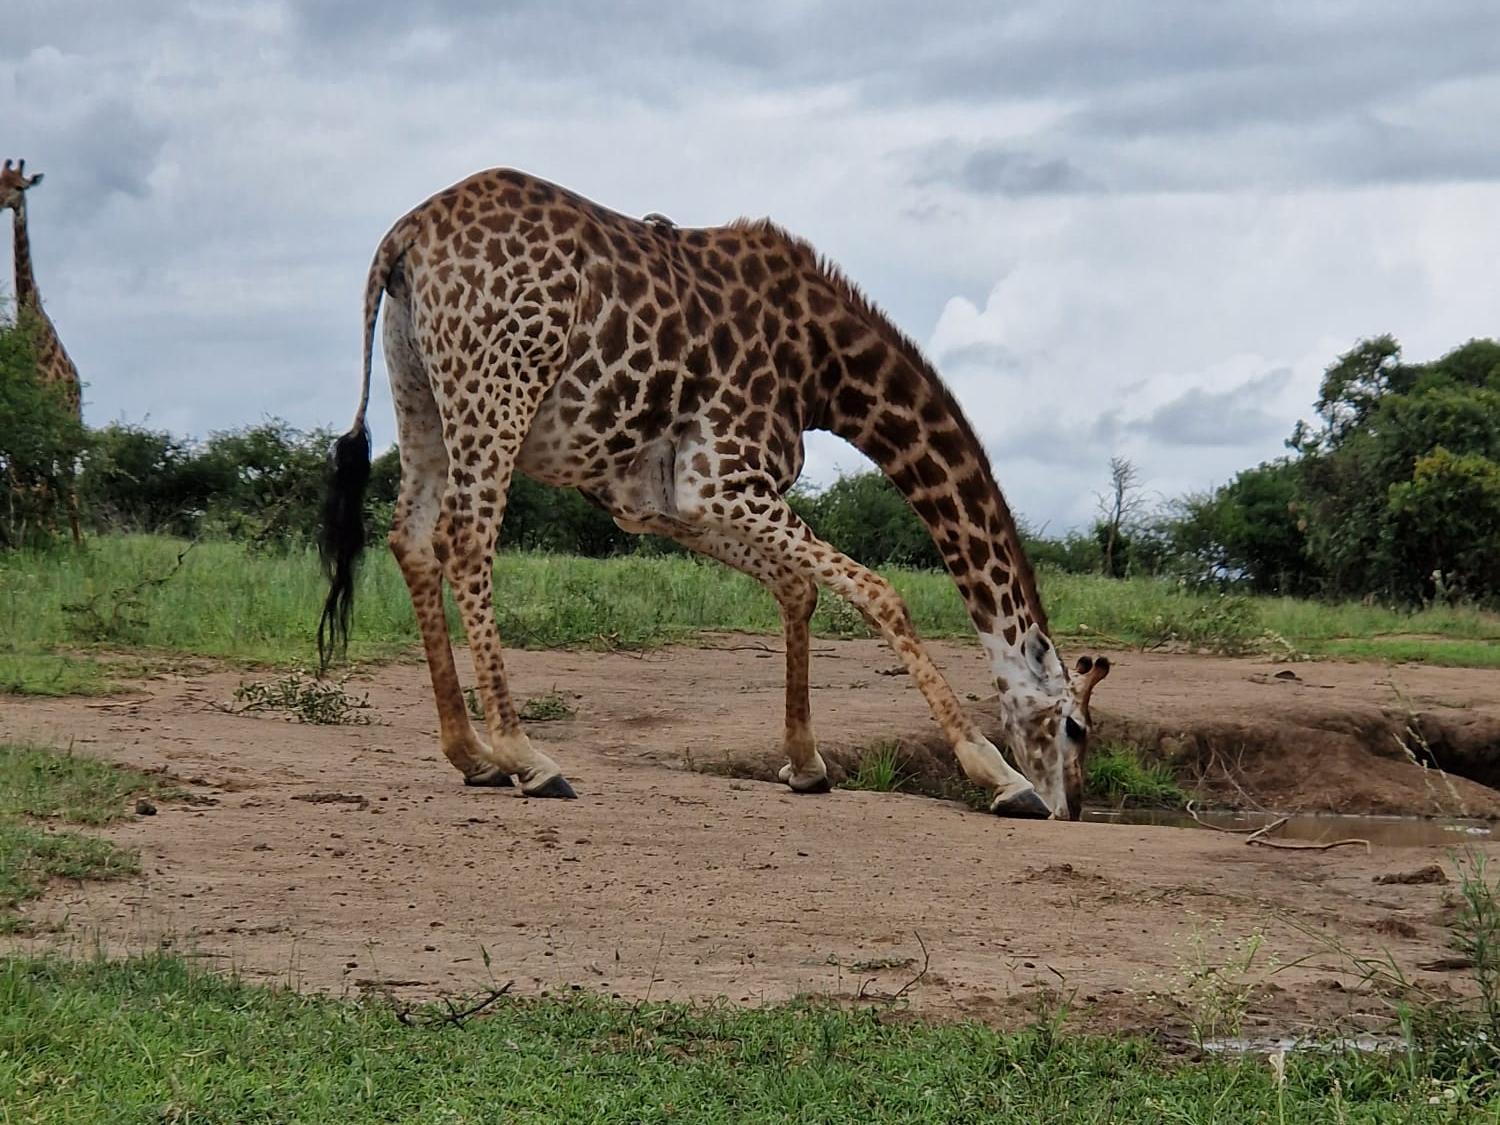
top-left (384, 291), bottom-right (510, 786)
top-left (424, 348), bottom-right (572, 796)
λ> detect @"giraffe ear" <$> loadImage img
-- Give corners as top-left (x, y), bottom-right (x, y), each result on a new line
top-left (1021, 623), bottom-right (1065, 686)
top-left (28, 172), bottom-right (43, 187)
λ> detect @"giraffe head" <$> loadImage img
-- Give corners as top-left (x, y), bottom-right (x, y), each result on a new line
top-left (987, 626), bottom-right (1111, 820)
top-left (1, 159), bottom-right (44, 211)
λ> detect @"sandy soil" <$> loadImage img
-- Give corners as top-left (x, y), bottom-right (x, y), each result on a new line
top-left (4, 638), bottom-right (1498, 1035)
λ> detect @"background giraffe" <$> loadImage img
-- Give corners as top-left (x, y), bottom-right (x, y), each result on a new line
top-left (320, 168), bottom-right (1109, 820)
top-left (2, 158), bottom-right (84, 544)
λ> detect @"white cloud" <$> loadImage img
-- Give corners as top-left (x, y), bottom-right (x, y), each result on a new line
top-left (3, 1), bottom-right (1498, 533)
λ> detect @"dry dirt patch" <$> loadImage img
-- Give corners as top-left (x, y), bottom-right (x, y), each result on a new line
top-left (3, 638), bottom-right (1497, 1035)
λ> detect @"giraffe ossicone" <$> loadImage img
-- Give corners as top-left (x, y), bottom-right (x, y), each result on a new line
top-left (318, 167), bottom-right (1111, 819)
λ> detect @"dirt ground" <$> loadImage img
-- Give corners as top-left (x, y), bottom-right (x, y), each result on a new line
top-left (5, 637), bottom-right (1499, 1036)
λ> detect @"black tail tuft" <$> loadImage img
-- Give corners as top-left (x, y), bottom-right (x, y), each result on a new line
top-left (317, 423), bottom-right (372, 672)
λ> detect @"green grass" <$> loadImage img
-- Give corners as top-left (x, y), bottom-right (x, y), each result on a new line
top-left (0, 744), bottom-right (169, 931)
top-left (1085, 742), bottom-right (1187, 808)
top-left (2, 535), bottom-right (1497, 694)
top-left (2, 953), bottom-right (1493, 1122)
top-left (843, 740), bottom-right (911, 792)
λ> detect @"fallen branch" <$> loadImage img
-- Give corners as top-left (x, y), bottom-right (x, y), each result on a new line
top-left (1244, 817), bottom-right (1289, 844)
top-left (1247, 834), bottom-right (1371, 854)
top-left (388, 980), bottom-right (515, 1029)
top-left (1185, 801), bottom-right (1268, 835)
top-left (858, 931), bottom-right (930, 1003)
top-left (1188, 802), bottom-right (1373, 853)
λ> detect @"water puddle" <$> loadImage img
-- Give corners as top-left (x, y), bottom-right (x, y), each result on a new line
top-left (1201, 1033), bottom-right (1403, 1055)
top-left (1083, 807), bottom-right (1493, 847)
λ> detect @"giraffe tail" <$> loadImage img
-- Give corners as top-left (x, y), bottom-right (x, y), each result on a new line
top-left (317, 421), bottom-right (371, 672)
top-left (318, 217), bottom-right (417, 669)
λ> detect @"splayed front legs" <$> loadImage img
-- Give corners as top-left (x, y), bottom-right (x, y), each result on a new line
top-left (672, 468), bottom-right (1050, 818)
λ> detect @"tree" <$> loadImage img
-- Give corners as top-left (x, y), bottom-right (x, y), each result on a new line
top-left (1094, 456), bottom-right (1144, 578)
top-left (1291, 336), bottom-right (1500, 603)
top-left (1164, 461), bottom-right (1312, 593)
top-left (0, 310), bottom-right (86, 548)
top-left (791, 472), bottom-right (941, 569)
top-left (1386, 447), bottom-right (1500, 603)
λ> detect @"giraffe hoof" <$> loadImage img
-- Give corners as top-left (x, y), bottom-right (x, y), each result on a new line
top-left (523, 774), bottom-right (577, 800)
top-left (778, 762), bottom-right (831, 793)
top-left (788, 775), bottom-right (832, 794)
top-left (463, 766), bottom-right (514, 788)
top-left (990, 789), bottom-right (1052, 819)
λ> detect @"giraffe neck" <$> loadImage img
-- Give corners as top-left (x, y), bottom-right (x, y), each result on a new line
top-left (10, 197), bottom-right (81, 417)
top-left (11, 200), bottom-right (38, 310)
top-left (813, 300), bottom-right (1050, 664)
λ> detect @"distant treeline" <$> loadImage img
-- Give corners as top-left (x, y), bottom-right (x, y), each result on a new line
top-left (3, 308), bottom-right (1497, 606)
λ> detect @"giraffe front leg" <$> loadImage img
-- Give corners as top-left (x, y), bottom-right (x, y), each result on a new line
top-left (773, 575), bottom-right (830, 793)
top-left (680, 475), bottom-right (1049, 818)
top-left (621, 517), bottom-right (829, 793)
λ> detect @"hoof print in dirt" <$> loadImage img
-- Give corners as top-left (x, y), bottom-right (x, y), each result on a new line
top-left (524, 775), bottom-right (578, 800)
top-left (990, 790), bottom-right (1051, 819)
top-left (463, 768), bottom-right (514, 788)
top-left (789, 776), bottom-right (832, 794)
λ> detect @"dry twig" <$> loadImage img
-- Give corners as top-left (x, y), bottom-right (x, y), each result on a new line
top-left (1187, 803), bottom-right (1371, 853)
top-left (1247, 834), bottom-right (1371, 853)
top-left (858, 931), bottom-right (930, 1003)
top-left (1185, 800), bottom-right (1266, 834)
top-left (388, 981), bottom-right (515, 1029)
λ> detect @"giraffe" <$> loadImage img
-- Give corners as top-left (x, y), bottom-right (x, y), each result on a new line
top-left (2, 159), bottom-right (83, 545)
top-left (319, 168), bottom-right (1111, 820)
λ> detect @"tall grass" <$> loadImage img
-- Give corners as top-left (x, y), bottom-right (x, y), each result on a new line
top-left (2, 535), bottom-right (1497, 694)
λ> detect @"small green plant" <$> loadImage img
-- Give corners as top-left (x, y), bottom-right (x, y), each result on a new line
top-left (1451, 850), bottom-right (1500, 1039)
top-left (1169, 917), bottom-right (1278, 1048)
top-left (810, 592), bottom-right (871, 639)
top-left (467, 687), bottom-right (577, 722)
top-left (519, 690), bottom-right (576, 722)
top-left (1085, 743), bottom-right (1185, 807)
top-left (232, 670), bottom-right (373, 725)
top-left (844, 741), bottom-right (910, 792)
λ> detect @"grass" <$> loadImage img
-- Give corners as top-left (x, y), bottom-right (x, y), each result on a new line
top-left (1085, 742), bottom-right (1187, 808)
top-left (2, 953), bottom-right (1495, 1122)
top-left (843, 741), bottom-right (911, 792)
top-left (0, 743), bottom-right (169, 932)
top-left (2, 534), bottom-right (1497, 694)
top-left (838, 738), bottom-right (1186, 812)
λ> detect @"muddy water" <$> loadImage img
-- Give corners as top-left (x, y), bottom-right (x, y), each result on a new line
top-left (1083, 806), bottom-right (1494, 847)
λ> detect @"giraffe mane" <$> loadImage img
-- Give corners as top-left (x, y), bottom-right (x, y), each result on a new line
top-left (728, 216), bottom-right (1051, 639)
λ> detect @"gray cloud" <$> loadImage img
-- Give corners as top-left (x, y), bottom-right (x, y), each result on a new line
top-left (947, 148), bottom-right (1098, 197)
top-left (936, 340), bottom-right (1021, 371)
top-left (1126, 369), bottom-right (1294, 448)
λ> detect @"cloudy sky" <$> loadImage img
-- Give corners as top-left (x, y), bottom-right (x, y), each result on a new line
top-left (6, 1), bottom-right (1498, 532)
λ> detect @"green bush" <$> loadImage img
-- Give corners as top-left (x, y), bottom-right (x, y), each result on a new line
top-left (0, 311), bottom-right (84, 549)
